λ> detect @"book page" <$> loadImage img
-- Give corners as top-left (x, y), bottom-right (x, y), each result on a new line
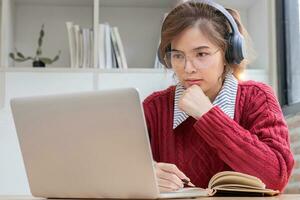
top-left (213, 187), bottom-right (279, 196)
top-left (208, 171), bottom-right (265, 189)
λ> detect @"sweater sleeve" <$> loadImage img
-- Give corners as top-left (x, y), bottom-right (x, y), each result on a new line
top-left (193, 84), bottom-right (294, 191)
top-left (143, 95), bottom-right (159, 162)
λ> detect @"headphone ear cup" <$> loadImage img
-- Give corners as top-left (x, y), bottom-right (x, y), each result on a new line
top-left (236, 35), bottom-right (246, 63)
top-left (226, 34), bottom-right (245, 64)
top-left (225, 34), bottom-right (234, 64)
top-left (232, 34), bottom-right (245, 64)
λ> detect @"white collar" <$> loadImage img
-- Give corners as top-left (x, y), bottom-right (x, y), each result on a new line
top-left (173, 73), bottom-right (238, 129)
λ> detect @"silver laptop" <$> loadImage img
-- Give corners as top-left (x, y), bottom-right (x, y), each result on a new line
top-left (11, 88), bottom-right (206, 199)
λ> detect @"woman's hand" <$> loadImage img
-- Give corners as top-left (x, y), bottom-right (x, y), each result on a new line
top-left (154, 162), bottom-right (195, 192)
top-left (178, 85), bottom-right (213, 120)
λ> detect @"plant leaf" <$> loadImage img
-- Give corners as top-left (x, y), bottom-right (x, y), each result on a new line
top-left (17, 52), bottom-right (25, 59)
top-left (36, 47), bottom-right (42, 56)
top-left (39, 25), bottom-right (44, 45)
top-left (9, 53), bottom-right (15, 59)
top-left (41, 24), bottom-right (45, 36)
top-left (37, 24), bottom-right (44, 51)
top-left (10, 53), bottom-right (33, 62)
top-left (39, 57), bottom-right (52, 64)
top-left (38, 37), bottom-right (43, 47)
top-left (15, 58), bottom-right (28, 62)
top-left (52, 50), bottom-right (61, 63)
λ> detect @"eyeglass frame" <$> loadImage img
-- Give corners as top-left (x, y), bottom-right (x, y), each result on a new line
top-left (163, 47), bottom-right (220, 69)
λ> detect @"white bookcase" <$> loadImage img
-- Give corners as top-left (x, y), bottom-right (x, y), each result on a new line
top-left (0, 0), bottom-right (275, 195)
top-left (0, 0), bottom-right (276, 69)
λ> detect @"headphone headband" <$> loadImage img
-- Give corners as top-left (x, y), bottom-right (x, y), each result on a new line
top-left (159, 0), bottom-right (246, 65)
top-left (200, 0), bottom-right (240, 36)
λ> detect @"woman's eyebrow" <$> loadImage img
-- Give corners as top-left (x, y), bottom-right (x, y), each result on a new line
top-left (170, 48), bottom-right (183, 52)
top-left (170, 46), bottom-right (210, 52)
top-left (193, 46), bottom-right (210, 51)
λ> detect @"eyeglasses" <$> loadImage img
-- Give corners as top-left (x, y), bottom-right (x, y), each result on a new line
top-left (164, 48), bottom-right (220, 69)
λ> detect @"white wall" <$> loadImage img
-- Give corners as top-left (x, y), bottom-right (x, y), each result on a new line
top-left (247, 0), bottom-right (269, 70)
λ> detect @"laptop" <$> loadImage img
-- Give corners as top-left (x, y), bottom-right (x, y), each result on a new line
top-left (10, 88), bottom-right (207, 199)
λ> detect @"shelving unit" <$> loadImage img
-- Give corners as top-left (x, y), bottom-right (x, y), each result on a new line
top-left (0, 0), bottom-right (274, 69)
top-left (0, 0), bottom-right (275, 107)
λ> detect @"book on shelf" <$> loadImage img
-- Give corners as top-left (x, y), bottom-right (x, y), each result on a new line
top-left (73, 25), bottom-right (81, 68)
top-left (66, 22), bottom-right (76, 68)
top-left (79, 28), bottom-right (84, 68)
top-left (90, 29), bottom-right (94, 68)
top-left (160, 171), bottom-right (279, 198)
top-left (98, 24), bottom-right (106, 69)
top-left (98, 23), bottom-right (128, 69)
top-left (110, 26), bottom-right (123, 69)
top-left (66, 21), bottom-right (128, 69)
top-left (112, 27), bottom-right (128, 69)
top-left (66, 22), bottom-right (94, 68)
top-left (104, 23), bottom-right (113, 69)
top-left (82, 28), bottom-right (89, 68)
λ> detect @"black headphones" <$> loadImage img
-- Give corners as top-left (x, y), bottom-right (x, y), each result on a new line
top-left (158, 0), bottom-right (246, 65)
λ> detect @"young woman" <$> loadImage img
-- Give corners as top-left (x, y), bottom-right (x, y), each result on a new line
top-left (143, 0), bottom-right (294, 193)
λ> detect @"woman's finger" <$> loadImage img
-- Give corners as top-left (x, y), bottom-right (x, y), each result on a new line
top-left (157, 163), bottom-right (190, 181)
top-left (156, 168), bottom-right (184, 188)
top-left (159, 185), bottom-right (176, 193)
top-left (157, 178), bottom-right (181, 191)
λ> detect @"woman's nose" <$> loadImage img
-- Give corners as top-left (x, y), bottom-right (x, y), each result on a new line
top-left (184, 58), bottom-right (197, 73)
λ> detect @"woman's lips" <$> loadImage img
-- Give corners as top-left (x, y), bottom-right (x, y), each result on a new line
top-left (185, 79), bottom-right (204, 86)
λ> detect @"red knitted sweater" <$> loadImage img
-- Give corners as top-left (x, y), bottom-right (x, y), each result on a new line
top-left (143, 80), bottom-right (294, 191)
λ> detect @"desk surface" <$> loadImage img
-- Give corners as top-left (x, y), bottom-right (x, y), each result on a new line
top-left (0, 194), bottom-right (300, 200)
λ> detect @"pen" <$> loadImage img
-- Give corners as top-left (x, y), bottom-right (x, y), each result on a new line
top-left (181, 179), bottom-right (195, 187)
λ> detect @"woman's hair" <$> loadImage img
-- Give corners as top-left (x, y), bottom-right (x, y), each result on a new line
top-left (158, 0), bottom-right (255, 79)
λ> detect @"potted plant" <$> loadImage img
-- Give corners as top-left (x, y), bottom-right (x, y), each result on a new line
top-left (9, 24), bottom-right (61, 67)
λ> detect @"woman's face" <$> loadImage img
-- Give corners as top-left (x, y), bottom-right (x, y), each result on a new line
top-left (170, 26), bottom-right (225, 97)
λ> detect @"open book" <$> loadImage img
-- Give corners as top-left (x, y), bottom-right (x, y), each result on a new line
top-left (160, 171), bottom-right (280, 198)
